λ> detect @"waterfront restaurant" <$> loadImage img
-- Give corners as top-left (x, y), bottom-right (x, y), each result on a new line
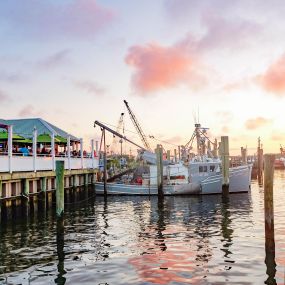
top-left (0, 118), bottom-right (99, 173)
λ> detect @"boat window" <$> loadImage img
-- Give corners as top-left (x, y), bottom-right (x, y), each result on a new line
top-left (210, 165), bottom-right (215, 172)
top-left (199, 166), bottom-right (207, 173)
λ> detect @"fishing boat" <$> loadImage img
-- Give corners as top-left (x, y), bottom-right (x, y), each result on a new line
top-left (94, 121), bottom-right (252, 195)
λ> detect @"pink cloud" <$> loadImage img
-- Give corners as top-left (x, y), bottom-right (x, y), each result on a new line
top-left (245, 117), bottom-right (272, 130)
top-left (37, 49), bottom-right (71, 69)
top-left (74, 80), bottom-right (105, 96)
top-left (0, 0), bottom-right (115, 40)
top-left (18, 105), bottom-right (40, 117)
top-left (258, 53), bottom-right (285, 95)
top-left (271, 133), bottom-right (285, 141)
top-left (125, 43), bottom-right (204, 94)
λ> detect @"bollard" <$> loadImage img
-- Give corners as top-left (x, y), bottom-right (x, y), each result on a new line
top-left (263, 154), bottom-right (276, 284)
top-left (221, 136), bottom-right (230, 195)
top-left (56, 161), bottom-right (65, 217)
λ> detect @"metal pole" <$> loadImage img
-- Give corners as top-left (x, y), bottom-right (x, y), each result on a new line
top-left (67, 135), bottom-right (71, 170)
top-left (91, 139), bottom-right (95, 169)
top-left (33, 128), bottom-right (37, 172)
top-left (103, 129), bottom-right (107, 197)
top-left (51, 132), bottom-right (55, 171)
top-left (8, 125), bottom-right (13, 173)
top-left (80, 138), bottom-right (83, 169)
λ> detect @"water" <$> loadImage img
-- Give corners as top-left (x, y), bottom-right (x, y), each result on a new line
top-left (0, 171), bottom-right (285, 285)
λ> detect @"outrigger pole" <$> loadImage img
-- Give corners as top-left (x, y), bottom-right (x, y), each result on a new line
top-left (94, 120), bottom-right (146, 151)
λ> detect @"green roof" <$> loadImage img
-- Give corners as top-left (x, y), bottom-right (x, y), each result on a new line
top-left (1, 118), bottom-right (79, 142)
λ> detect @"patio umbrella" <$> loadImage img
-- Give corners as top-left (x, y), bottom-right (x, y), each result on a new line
top-left (14, 138), bottom-right (33, 144)
top-left (55, 135), bottom-right (67, 144)
top-left (0, 130), bottom-right (25, 140)
top-left (37, 133), bottom-right (62, 143)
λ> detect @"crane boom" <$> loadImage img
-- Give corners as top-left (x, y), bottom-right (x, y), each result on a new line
top-left (123, 100), bottom-right (152, 151)
top-left (94, 120), bottom-right (146, 151)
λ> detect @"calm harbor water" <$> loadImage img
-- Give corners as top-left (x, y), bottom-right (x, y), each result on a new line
top-left (0, 171), bottom-right (285, 285)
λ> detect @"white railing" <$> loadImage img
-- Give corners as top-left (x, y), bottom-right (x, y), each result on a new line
top-left (0, 155), bottom-right (99, 173)
top-left (0, 125), bottom-right (100, 173)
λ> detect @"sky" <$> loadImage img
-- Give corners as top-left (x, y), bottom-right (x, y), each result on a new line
top-left (1, 0), bottom-right (285, 155)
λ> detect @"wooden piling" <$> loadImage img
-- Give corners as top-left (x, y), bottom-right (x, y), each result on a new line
top-left (156, 145), bottom-right (164, 197)
top-left (56, 161), bottom-right (65, 217)
top-left (264, 154), bottom-right (275, 233)
top-left (263, 154), bottom-right (276, 284)
top-left (167, 150), bottom-right (170, 161)
top-left (213, 138), bottom-right (218, 158)
top-left (257, 137), bottom-right (264, 178)
top-left (241, 147), bottom-right (247, 165)
top-left (0, 180), bottom-right (2, 221)
top-left (174, 149), bottom-right (177, 163)
top-left (39, 177), bottom-right (47, 212)
top-left (178, 146), bottom-right (181, 161)
top-left (221, 136), bottom-right (230, 195)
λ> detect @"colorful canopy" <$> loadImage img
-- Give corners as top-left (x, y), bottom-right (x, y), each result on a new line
top-left (0, 131), bottom-right (25, 140)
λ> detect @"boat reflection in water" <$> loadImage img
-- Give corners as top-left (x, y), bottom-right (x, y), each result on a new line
top-left (127, 194), bottom-right (258, 284)
top-left (1, 178), bottom-right (284, 284)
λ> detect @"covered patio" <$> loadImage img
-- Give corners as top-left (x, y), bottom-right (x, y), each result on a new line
top-left (0, 118), bottom-right (99, 173)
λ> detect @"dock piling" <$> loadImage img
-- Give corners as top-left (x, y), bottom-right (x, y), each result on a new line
top-left (56, 161), bottom-right (65, 217)
top-left (156, 145), bottom-right (164, 197)
top-left (263, 154), bottom-right (276, 284)
top-left (221, 136), bottom-right (230, 195)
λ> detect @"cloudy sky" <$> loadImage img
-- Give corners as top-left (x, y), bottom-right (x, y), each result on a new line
top-left (1, 0), bottom-right (285, 154)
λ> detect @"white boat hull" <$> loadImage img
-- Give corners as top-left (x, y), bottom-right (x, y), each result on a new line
top-left (95, 164), bottom-right (252, 196)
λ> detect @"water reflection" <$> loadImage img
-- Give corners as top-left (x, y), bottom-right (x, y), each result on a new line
top-left (55, 218), bottom-right (66, 285)
top-left (1, 181), bottom-right (285, 284)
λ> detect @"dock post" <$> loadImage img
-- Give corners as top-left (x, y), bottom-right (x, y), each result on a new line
top-left (156, 145), bottom-right (164, 197)
top-left (263, 154), bottom-right (276, 283)
top-left (213, 138), bottom-right (218, 158)
top-left (56, 161), bottom-right (65, 217)
top-left (241, 147), bottom-right (247, 165)
top-left (0, 180), bottom-right (2, 221)
top-left (174, 149), bottom-right (177, 163)
top-left (84, 173), bottom-right (88, 186)
top-left (167, 150), bottom-right (170, 161)
top-left (178, 146), bottom-right (181, 161)
top-left (257, 137), bottom-right (264, 178)
top-left (22, 179), bottom-right (30, 215)
top-left (39, 177), bottom-right (47, 211)
top-left (221, 136), bottom-right (230, 195)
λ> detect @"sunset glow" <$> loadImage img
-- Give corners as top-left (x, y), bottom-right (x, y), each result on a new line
top-left (1, 0), bottom-right (285, 154)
